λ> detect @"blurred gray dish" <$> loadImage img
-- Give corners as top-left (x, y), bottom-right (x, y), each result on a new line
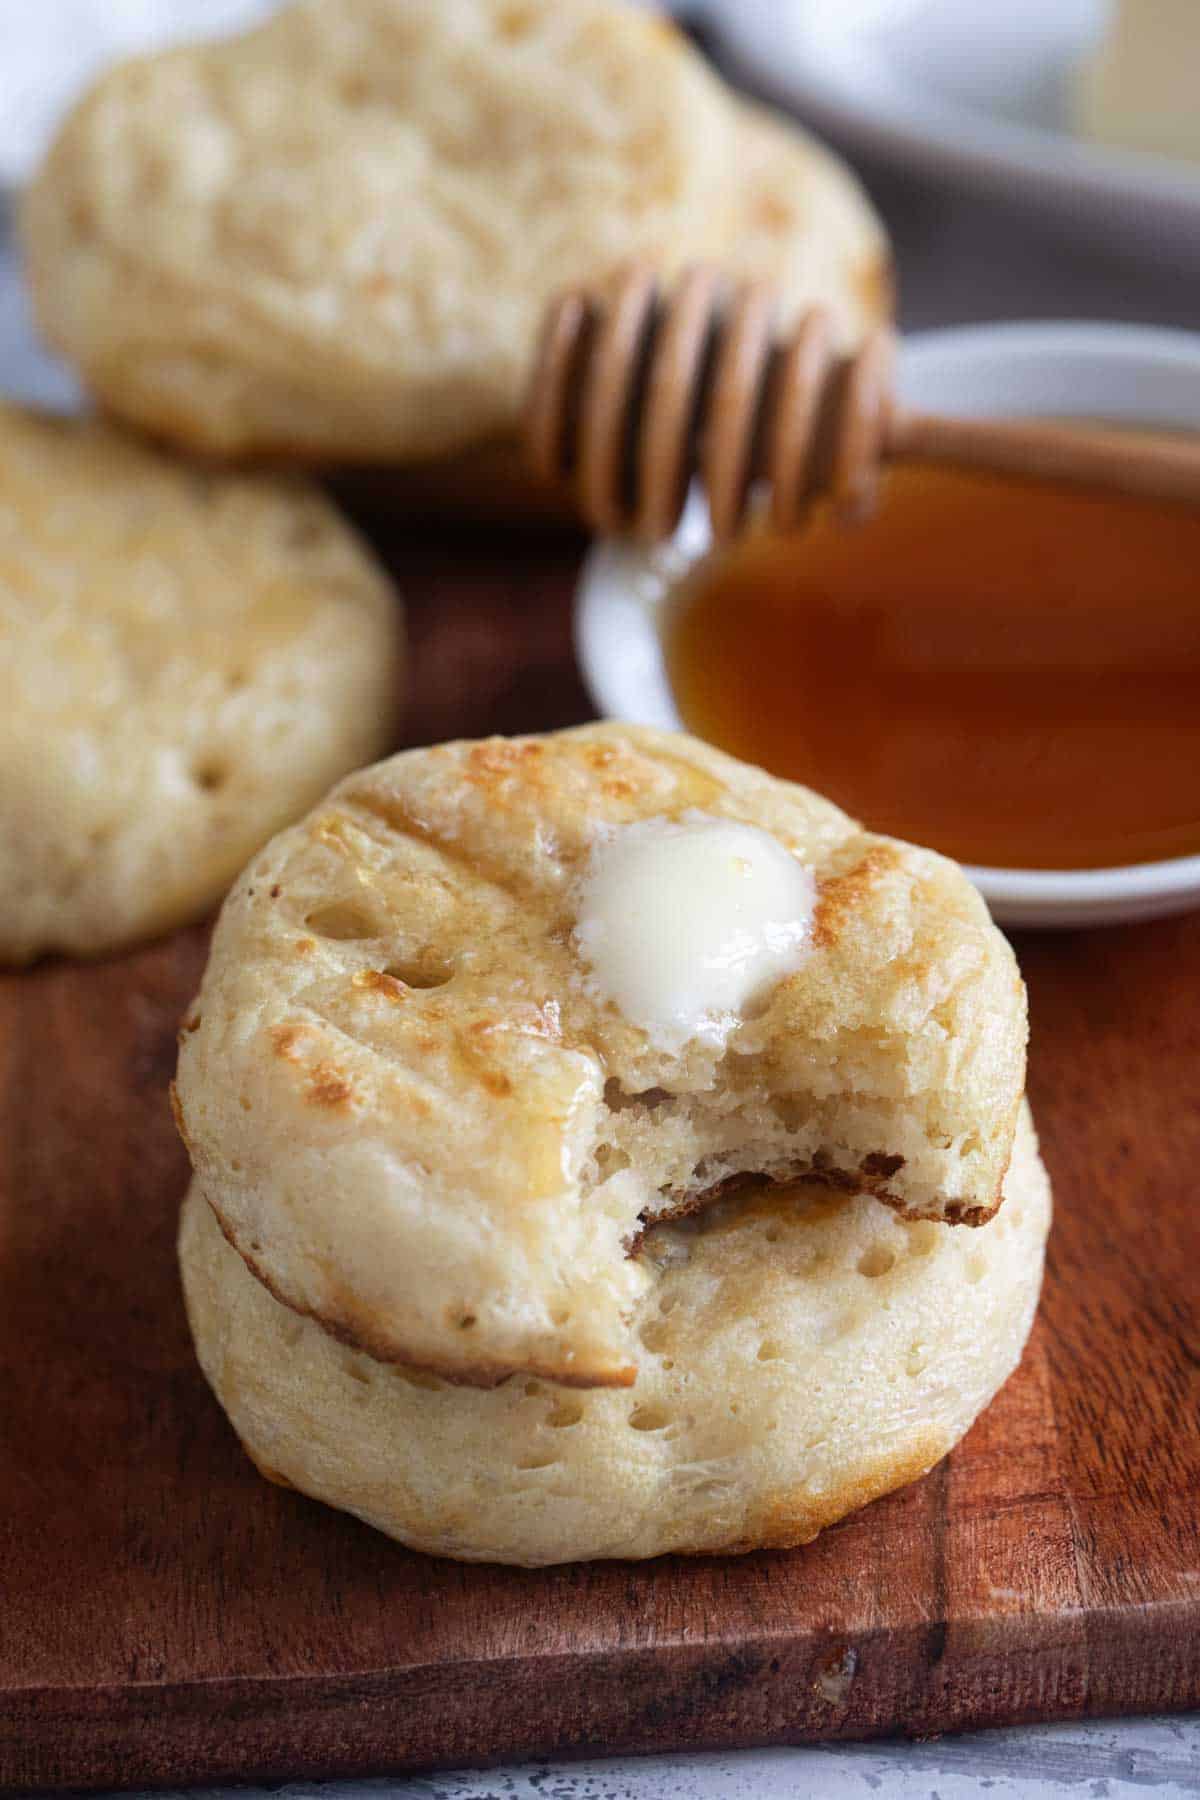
top-left (706, 0), bottom-right (1200, 261)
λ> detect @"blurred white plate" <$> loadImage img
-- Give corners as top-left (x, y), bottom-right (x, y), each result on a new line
top-left (0, 0), bottom-right (276, 192)
top-left (575, 320), bottom-right (1200, 930)
top-left (708, 0), bottom-right (1200, 260)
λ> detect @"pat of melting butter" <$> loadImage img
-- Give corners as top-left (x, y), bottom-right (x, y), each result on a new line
top-left (573, 816), bottom-right (816, 1053)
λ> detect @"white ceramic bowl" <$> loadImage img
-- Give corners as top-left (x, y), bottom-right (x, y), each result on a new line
top-left (709, 0), bottom-right (1200, 265)
top-left (575, 321), bottom-right (1200, 929)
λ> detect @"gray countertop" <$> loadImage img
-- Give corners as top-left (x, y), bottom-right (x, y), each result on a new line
top-left (119, 1715), bottom-right (1200, 1800)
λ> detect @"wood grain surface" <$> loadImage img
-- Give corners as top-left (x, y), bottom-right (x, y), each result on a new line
top-left (1, 526), bottom-right (1198, 1791)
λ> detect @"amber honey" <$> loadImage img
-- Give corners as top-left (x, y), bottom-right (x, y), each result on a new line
top-left (665, 464), bottom-right (1200, 870)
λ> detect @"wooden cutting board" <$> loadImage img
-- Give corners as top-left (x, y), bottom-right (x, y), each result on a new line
top-left (1, 529), bottom-right (1198, 1792)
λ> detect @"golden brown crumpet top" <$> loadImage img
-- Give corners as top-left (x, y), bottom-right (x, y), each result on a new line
top-left (174, 725), bottom-right (1027, 1389)
top-left (180, 1104), bottom-right (1050, 1565)
top-left (22, 0), bottom-right (888, 465)
top-left (0, 403), bottom-right (402, 963)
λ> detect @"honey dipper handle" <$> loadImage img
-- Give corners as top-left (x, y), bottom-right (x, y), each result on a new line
top-left (525, 268), bottom-right (1200, 540)
top-left (890, 411), bottom-right (1200, 508)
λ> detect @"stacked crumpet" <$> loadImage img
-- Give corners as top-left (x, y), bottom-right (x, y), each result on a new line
top-left (175, 725), bottom-right (1048, 1566)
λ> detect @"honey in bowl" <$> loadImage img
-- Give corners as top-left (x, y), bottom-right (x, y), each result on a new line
top-left (664, 464), bottom-right (1200, 871)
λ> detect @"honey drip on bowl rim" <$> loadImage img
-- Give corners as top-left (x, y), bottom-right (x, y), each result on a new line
top-left (664, 463), bottom-right (1200, 872)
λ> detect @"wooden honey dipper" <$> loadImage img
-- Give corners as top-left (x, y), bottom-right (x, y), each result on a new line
top-left (525, 264), bottom-right (1200, 542)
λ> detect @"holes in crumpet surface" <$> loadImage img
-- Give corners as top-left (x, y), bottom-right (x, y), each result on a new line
top-left (497, 2), bottom-right (536, 36)
top-left (908, 1222), bottom-right (941, 1259)
top-left (688, 1478), bottom-right (732, 1503)
top-left (383, 955), bottom-right (453, 990)
top-left (629, 1405), bottom-right (671, 1433)
top-left (192, 758), bottom-right (229, 793)
top-left (305, 900), bottom-right (378, 941)
top-left (826, 1306), bottom-right (867, 1344)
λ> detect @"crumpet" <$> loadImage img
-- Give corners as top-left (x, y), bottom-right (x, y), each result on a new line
top-left (0, 405), bottom-right (403, 962)
top-left (173, 725), bottom-right (1027, 1390)
top-left (23, 0), bottom-right (888, 470)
